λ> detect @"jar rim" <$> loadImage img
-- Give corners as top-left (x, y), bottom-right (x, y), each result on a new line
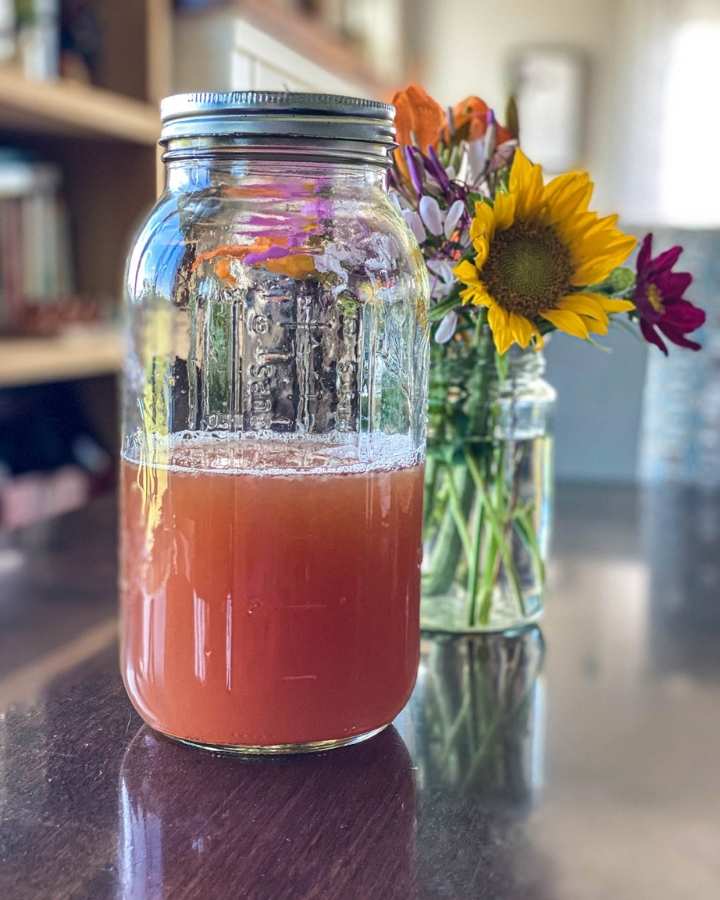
top-left (159, 92), bottom-right (396, 165)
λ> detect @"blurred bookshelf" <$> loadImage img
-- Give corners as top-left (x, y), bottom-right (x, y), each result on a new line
top-left (0, 0), bottom-right (168, 370)
top-left (173, 0), bottom-right (406, 97)
top-left (0, 328), bottom-right (122, 387)
top-left (0, 67), bottom-right (159, 143)
top-left (230, 0), bottom-right (398, 96)
top-left (0, 0), bottom-right (170, 529)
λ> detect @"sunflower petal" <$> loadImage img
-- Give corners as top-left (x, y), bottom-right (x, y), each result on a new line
top-left (572, 244), bottom-right (637, 286)
top-left (564, 212), bottom-right (637, 285)
top-left (557, 293), bottom-right (609, 324)
top-left (555, 213), bottom-right (601, 251)
top-left (488, 303), bottom-right (513, 353)
top-left (575, 219), bottom-right (630, 258)
top-left (508, 312), bottom-right (533, 348)
top-left (582, 316), bottom-right (608, 334)
top-left (474, 237), bottom-right (490, 269)
top-left (462, 284), bottom-right (493, 307)
top-left (570, 233), bottom-right (638, 285)
top-left (493, 191), bottom-right (516, 231)
top-left (454, 259), bottom-right (481, 284)
top-left (499, 331), bottom-right (515, 354)
top-left (540, 308), bottom-right (590, 340)
top-left (600, 297), bottom-right (636, 313)
top-left (469, 201), bottom-right (496, 245)
top-left (509, 149), bottom-right (544, 219)
top-left (543, 171), bottom-right (594, 226)
top-left (487, 302), bottom-right (509, 331)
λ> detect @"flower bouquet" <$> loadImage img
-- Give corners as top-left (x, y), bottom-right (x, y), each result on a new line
top-left (389, 85), bottom-right (706, 632)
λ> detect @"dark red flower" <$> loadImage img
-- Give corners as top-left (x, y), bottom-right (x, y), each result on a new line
top-left (634, 233), bottom-right (705, 354)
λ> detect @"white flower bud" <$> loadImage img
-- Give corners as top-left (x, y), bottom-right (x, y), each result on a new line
top-left (419, 195), bottom-right (444, 236)
top-left (435, 310), bottom-right (458, 344)
top-left (467, 139), bottom-right (486, 183)
top-left (402, 209), bottom-right (427, 244)
top-left (444, 199), bottom-right (465, 240)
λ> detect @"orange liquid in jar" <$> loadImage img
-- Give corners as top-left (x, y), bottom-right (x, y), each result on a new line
top-left (120, 438), bottom-right (424, 749)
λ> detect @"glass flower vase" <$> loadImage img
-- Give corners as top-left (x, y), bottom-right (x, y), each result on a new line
top-left (421, 335), bottom-right (556, 632)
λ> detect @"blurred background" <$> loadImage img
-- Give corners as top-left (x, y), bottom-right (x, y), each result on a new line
top-left (0, 0), bottom-right (718, 531)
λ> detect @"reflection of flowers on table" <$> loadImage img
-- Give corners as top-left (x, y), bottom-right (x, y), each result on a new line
top-left (412, 629), bottom-right (545, 802)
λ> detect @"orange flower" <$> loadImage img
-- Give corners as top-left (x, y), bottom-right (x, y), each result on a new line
top-left (265, 254), bottom-right (315, 279)
top-left (192, 240), bottom-right (277, 270)
top-left (392, 84), bottom-right (446, 152)
top-left (192, 240), bottom-right (315, 281)
top-left (449, 96), bottom-right (514, 145)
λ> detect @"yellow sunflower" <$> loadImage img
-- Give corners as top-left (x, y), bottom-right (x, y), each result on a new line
top-left (454, 149), bottom-right (637, 353)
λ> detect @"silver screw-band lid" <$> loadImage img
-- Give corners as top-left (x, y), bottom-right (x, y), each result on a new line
top-left (160, 91), bottom-right (396, 150)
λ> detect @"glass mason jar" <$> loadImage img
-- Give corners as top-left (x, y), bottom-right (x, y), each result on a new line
top-left (421, 337), bottom-right (555, 633)
top-left (120, 93), bottom-right (429, 754)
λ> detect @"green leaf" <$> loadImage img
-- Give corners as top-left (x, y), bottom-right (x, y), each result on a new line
top-left (429, 290), bottom-right (463, 322)
top-left (467, 192), bottom-right (488, 208)
top-left (587, 266), bottom-right (636, 297)
top-left (609, 266), bottom-right (636, 294)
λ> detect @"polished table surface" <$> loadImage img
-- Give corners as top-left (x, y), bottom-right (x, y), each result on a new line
top-left (1, 485), bottom-right (719, 899)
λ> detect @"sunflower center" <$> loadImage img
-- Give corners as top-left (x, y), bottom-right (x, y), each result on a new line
top-left (647, 284), bottom-right (665, 314)
top-left (482, 221), bottom-right (574, 317)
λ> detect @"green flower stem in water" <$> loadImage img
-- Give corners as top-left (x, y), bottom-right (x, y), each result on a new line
top-left (442, 457), bottom-right (474, 561)
top-left (465, 478), bottom-right (486, 627)
top-left (422, 459), bottom-right (474, 596)
top-left (423, 319), bottom-right (548, 630)
top-left (464, 446), bottom-right (526, 627)
top-left (513, 507), bottom-right (546, 587)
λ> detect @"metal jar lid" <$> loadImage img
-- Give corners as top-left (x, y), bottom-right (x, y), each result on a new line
top-left (160, 91), bottom-right (396, 165)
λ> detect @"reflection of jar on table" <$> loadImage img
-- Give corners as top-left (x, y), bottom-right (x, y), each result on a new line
top-left (119, 725), bottom-right (417, 896)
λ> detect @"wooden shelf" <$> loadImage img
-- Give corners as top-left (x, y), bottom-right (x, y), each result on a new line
top-left (0, 68), bottom-right (159, 145)
top-left (0, 329), bottom-right (123, 387)
top-left (234, 0), bottom-right (393, 97)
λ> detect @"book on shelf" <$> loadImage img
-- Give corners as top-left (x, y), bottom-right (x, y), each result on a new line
top-left (0, 149), bottom-right (74, 331)
top-left (0, 0), bottom-right (14, 62)
top-left (14, 0), bottom-right (60, 79)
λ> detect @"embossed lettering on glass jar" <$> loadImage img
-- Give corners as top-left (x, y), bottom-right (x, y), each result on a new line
top-left (120, 92), bottom-right (430, 754)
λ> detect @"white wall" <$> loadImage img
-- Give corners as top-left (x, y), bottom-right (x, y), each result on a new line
top-left (413, 0), bottom-right (647, 482)
top-left (415, 0), bottom-right (720, 223)
top-left (173, 12), bottom-right (362, 95)
top-left (412, 0), bottom-right (720, 482)
top-left (414, 0), bottom-right (621, 210)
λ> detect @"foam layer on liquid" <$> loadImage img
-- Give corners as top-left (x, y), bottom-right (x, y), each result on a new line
top-left (122, 430), bottom-right (423, 477)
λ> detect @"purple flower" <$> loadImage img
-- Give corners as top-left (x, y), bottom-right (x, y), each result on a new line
top-left (634, 233), bottom-right (705, 354)
top-left (425, 145), bottom-right (452, 193)
top-left (403, 146), bottom-right (424, 195)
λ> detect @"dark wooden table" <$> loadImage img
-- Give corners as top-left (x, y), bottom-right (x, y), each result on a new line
top-left (1, 485), bottom-right (719, 900)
